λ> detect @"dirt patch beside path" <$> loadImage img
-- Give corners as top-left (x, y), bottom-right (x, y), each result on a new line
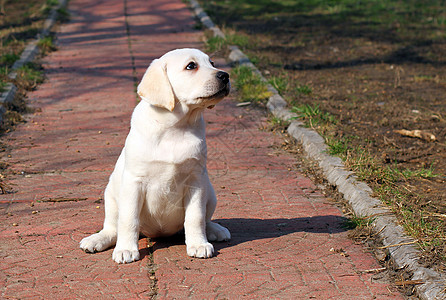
top-left (199, 0), bottom-right (446, 271)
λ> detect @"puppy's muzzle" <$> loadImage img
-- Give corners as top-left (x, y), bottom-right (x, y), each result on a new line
top-left (200, 71), bottom-right (231, 109)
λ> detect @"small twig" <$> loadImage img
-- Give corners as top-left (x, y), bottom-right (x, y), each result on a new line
top-left (368, 212), bottom-right (392, 219)
top-left (373, 225), bottom-right (387, 237)
top-left (394, 66), bottom-right (404, 88)
top-left (394, 129), bottom-right (436, 142)
top-left (424, 212), bottom-right (446, 219)
top-left (361, 267), bottom-right (387, 273)
top-left (39, 197), bottom-right (88, 202)
top-left (0, 181), bottom-right (12, 194)
top-left (394, 279), bottom-right (424, 286)
top-left (236, 101), bottom-right (251, 107)
top-left (377, 240), bottom-right (418, 249)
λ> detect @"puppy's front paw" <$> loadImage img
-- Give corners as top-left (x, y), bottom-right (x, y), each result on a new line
top-left (80, 232), bottom-right (116, 253)
top-left (187, 242), bottom-right (214, 258)
top-left (206, 222), bottom-right (231, 242)
top-left (112, 248), bottom-right (140, 264)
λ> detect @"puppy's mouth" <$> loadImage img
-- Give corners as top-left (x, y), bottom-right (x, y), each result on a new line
top-left (198, 85), bottom-right (230, 102)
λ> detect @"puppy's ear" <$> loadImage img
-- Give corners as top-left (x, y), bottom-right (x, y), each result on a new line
top-left (137, 59), bottom-right (176, 111)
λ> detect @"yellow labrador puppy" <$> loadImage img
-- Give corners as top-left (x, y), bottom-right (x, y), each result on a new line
top-left (80, 48), bottom-right (231, 264)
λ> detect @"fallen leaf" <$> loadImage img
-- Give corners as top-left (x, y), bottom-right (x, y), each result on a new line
top-left (394, 129), bottom-right (436, 142)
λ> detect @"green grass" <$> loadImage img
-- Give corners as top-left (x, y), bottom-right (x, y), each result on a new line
top-left (1, 53), bottom-right (20, 66)
top-left (42, 0), bottom-right (59, 14)
top-left (0, 66), bottom-right (8, 90)
top-left (268, 74), bottom-right (288, 94)
top-left (37, 36), bottom-right (57, 54)
top-left (343, 214), bottom-right (375, 230)
top-left (231, 65), bottom-right (272, 103)
top-left (205, 35), bottom-right (226, 53)
top-left (0, 81), bottom-right (7, 93)
top-left (226, 32), bottom-right (251, 48)
top-left (16, 63), bottom-right (44, 90)
top-left (291, 104), bottom-right (337, 127)
top-left (204, 31), bottom-right (251, 53)
top-left (295, 84), bottom-right (312, 95)
top-left (269, 115), bottom-right (290, 129)
top-left (45, 0), bottom-right (59, 6)
top-left (401, 163), bottom-right (438, 179)
top-left (56, 7), bottom-right (70, 22)
top-left (327, 137), bottom-right (350, 156)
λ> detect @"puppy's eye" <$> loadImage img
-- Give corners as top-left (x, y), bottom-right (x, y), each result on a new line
top-left (186, 62), bottom-right (197, 70)
top-left (210, 60), bottom-right (215, 67)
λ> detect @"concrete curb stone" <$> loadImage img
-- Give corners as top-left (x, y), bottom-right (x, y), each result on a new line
top-left (189, 1), bottom-right (446, 299)
top-left (9, 40), bottom-right (40, 79)
top-left (0, 0), bottom-right (68, 113)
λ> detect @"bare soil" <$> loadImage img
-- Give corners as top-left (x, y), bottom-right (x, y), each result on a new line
top-left (199, 0), bottom-right (446, 272)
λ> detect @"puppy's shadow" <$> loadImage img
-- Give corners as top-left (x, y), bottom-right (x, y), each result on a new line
top-left (151, 215), bottom-right (350, 255)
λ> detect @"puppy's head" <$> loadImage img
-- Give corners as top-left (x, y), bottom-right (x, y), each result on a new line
top-left (137, 48), bottom-right (230, 111)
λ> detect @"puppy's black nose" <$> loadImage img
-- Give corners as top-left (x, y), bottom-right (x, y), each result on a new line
top-left (216, 71), bottom-right (229, 84)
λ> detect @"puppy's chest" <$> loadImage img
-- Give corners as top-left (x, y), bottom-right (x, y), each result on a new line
top-left (152, 130), bottom-right (206, 164)
top-left (126, 128), bottom-right (206, 177)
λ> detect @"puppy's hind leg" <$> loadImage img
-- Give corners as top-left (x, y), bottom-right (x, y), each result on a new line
top-left (206, 222), bottom-right (231, 242)
top-left (80, 185), bottom-right (118, 253)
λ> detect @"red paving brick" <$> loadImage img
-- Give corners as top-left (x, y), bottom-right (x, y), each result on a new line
top-left (0, 0), bottom-right (403, 298)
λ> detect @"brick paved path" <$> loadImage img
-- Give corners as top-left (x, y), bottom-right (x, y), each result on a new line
top-left (0, 0), bottom-right (403, 298)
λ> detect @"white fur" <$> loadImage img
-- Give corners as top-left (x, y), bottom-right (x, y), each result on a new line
top-left (80, 49), bottom-right (231, 263)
